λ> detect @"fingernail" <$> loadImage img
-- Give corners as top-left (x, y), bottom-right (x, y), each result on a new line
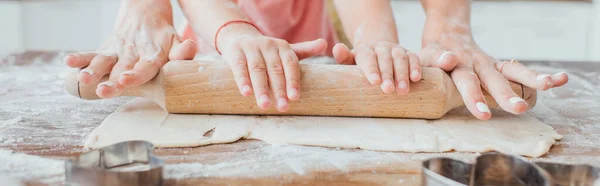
top-left (438, 51), bottom-right (452, 63)
top-left (411, 70), bottom-right (419, 79)
top-left (476, 102), bottom-right (490, 113)
top-left (536, 74), bottom-right (551, 81)
top-left (288, 88), bottom-right (299, 99)
top-left (64, 54), bottom-right (75, 62)
top-left (120, 71), bottom-right (134, 77)
top-left (259, 94), bottom-right (270, 107)
top-left (80, 69), bottom-right (95, 76)
top-left (242, 85), bottom-right (252, 95)
top-left (398, 80), bottom-right (408, 89)
top-left (277, 98), bottom-right (288, 111)
top-left (98, 81), bottom-right (115, 87)
top-left (553, 72), bottom-right (566, 77)
top-left (367, 73), bottom-right (381, 84)
top-left (509, 97), bottom-right (526, 105)
top-left (381, 79), bottom-right (394, 91)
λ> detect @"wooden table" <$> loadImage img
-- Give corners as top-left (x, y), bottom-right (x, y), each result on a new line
top-left (1, 51), bottom-right (599, 186)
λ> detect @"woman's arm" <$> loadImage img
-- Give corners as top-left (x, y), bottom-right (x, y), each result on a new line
top-left (332, 0), bottom-right (421, 95)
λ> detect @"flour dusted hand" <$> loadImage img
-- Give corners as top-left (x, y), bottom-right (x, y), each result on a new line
top-left (64, 0), bottom-right (196, 98)
top-left (419, 0), bottom-right (568, 120)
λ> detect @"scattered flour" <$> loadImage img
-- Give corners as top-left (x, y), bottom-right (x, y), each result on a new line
top-left (0, 150), bottom-right (64, 184)
top-left (0, 116), bottom-right (22, 131)
top-left (164, 143), bottom-right (478, 179)
top-left (1, 52), bottom-right (600, 183)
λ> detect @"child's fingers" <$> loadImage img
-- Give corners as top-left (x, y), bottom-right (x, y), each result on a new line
top-left (169, 39), bottom-right (197, 60)
top-left (451, 68), bottom-right (492, 120)
top-left (354, 47), bottom-right (381, 85)
top-left (332, 43), bottom-right (355, 65)
top-left (419, 45), bottom-right (458, 71)
top-left (408, 53), bottom-right (422, 82)
top-left (244, 47), bottom-right (272, 110)
top-left (477, 61), bottom-right (528, 115)
top-left (64, 52), bottom-right (97, 68)
top-left (391, 47), bottom-right (409, 95)
top-left (78, 53), bottom-right (117, 85)
top-left (374, 46), bottom-right (395, 94)
top-left (223, 48), bottom-right (253, 97)
top-left (289, 39), bottom-right (327, 60)
top-left (279, 48), bottom-right (301, 101)
top-left (260, 45), bottom-right (288, 112)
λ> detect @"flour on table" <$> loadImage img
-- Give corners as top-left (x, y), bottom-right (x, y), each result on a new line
top-left (0, 149), bottom-right (64, 184)
top-left (85, 98), bottom-right (562, 158)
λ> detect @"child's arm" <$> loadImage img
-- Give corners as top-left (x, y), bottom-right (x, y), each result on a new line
top-left (178, 0), bottom-right (327, 112)
top-left (419, 0), bottom-right (569, 120)
top-left (332, 0), bottom-right (421, 95)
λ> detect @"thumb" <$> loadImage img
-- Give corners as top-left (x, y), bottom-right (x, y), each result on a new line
top-left (419, 44), bottom-right (457, 72)
top-left (290, 39), bottom-right (327, 60)
top-left (332, 43), bottom-right (355, 65)
top-left (169, 38), bottom-right (197, 60)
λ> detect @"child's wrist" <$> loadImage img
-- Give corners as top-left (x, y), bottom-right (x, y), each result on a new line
top-left (215, 21), bottom-right (261, 54)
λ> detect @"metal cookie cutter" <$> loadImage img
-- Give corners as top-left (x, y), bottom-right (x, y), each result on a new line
top-left (422, 152), bottom-right (600, 186)
top-left (65, 141), bottom-right (164, 186)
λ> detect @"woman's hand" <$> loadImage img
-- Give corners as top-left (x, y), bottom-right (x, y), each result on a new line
top-left (420, 17), bottom-right (569, 120)
top-left (332, 42), bottom-right (422, 95)
top-left (216, 24), bottom-right (327, 112)
top-left (64, 0), bottom-right (196, 98)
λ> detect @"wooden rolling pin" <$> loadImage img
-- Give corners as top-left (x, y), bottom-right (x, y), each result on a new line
top-left (65, 60), bottom-right (536, 119)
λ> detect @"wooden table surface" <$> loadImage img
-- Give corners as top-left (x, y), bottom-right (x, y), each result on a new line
top-left (1, 51), bottom-right (599, 186)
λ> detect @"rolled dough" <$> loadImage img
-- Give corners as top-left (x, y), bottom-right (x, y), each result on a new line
top-left (85, 98), bottom-right (562, 157)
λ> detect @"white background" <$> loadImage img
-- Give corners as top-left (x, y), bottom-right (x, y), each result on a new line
top-left (0, 0), bottom-right (598, 62)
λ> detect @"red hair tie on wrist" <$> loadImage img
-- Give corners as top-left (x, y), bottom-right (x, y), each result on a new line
top-left (214, 20), bottom-right (259, 55)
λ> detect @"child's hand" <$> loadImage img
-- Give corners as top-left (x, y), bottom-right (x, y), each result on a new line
top-left (420, 18), bottom-right (569, 120)
top-left (64, 0), bottom-right (196, 98)
top-left (332, 42), bottom-right (421, 95)
top-left (217, 26), bottom-right (327, 112)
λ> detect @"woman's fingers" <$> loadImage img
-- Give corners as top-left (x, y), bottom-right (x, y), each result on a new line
top-left (118, 44), bottom-right (165, 87)
top-left (244, 47), bottom-right (272, 110)
top-left (495, 60), bottom-right (570, 90)
top-left (97, 56), bottom-right (137, 98)
top-left (495, 60), bottom-right (551, 90)
top-left (78, 53), bottom-right (117, 85)
top-left (477, 60), bottom-right (528, 114)
top-left (391, 47), bottom-right (409, 95)
top-left (419, 44), bottom-right (458, 71)
top-left (451, 68), bottom-right (492, 120)
top-left (354, 47), bottom-right (382, 85)
top-left (375, 46), bottom-right (395, 94)
top-left (261, 44), bottom-right (288, 112)
top-left (64, 52), bottom-right (97, 68)
top-left (551, 72), bottom-right (569, 87)
top-left (332, 43), bottom-right (355, 65)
